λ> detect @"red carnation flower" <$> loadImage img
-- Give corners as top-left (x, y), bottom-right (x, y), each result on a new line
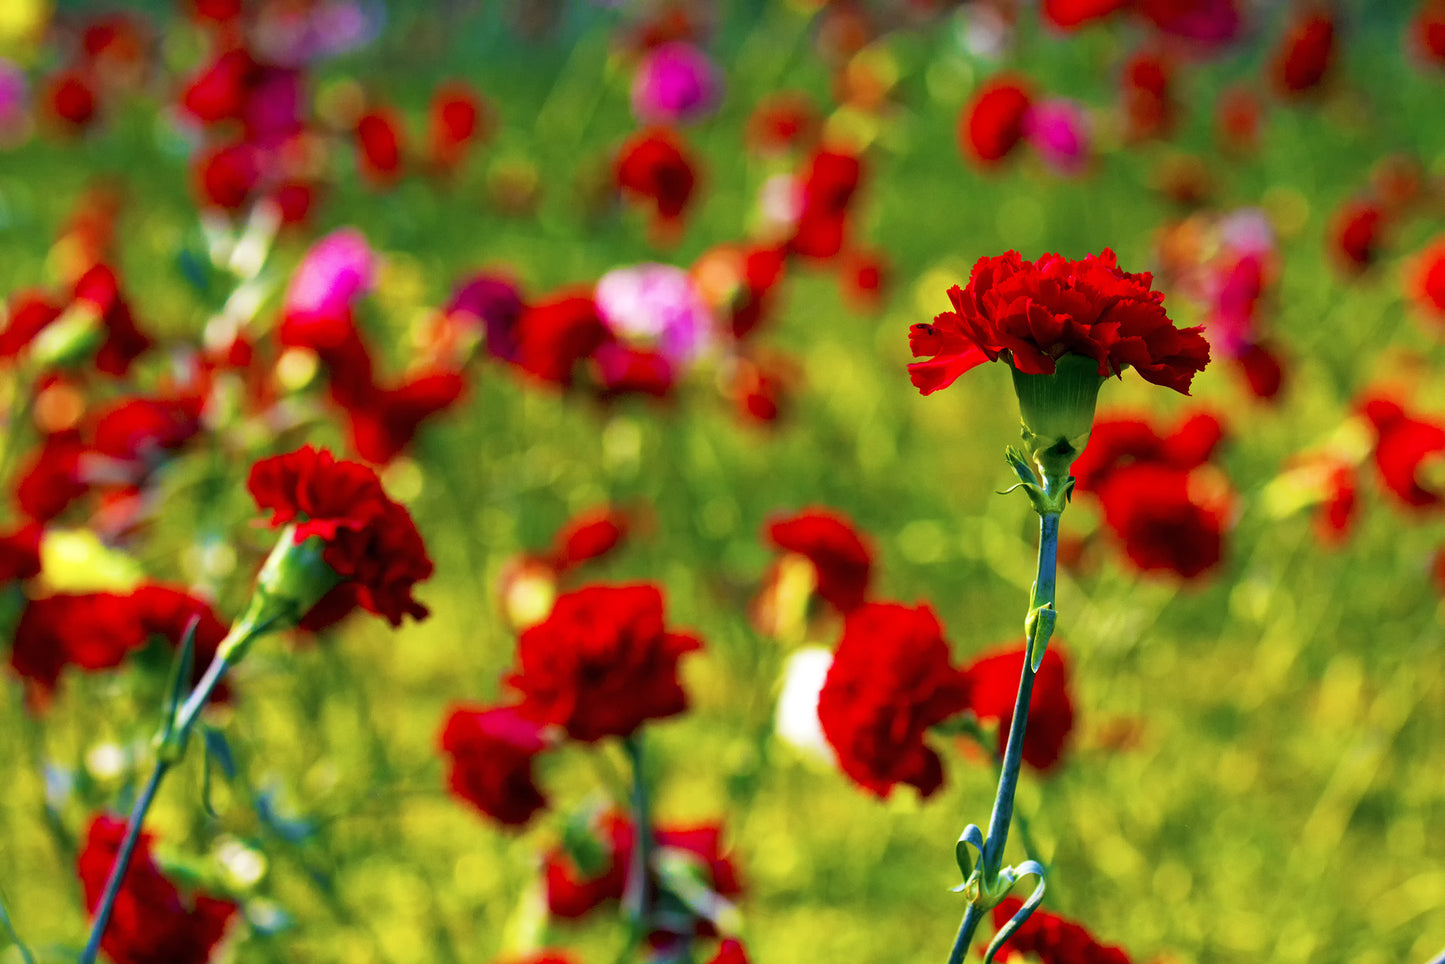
top-left (763, 508), bottom-right (873, 615)
top-left (129, 584), bottom-right (232, 700)
top-left (194, 141), bottom-right (261, 211)
top-left (746, 91), bottom-right (818, 155)
top-left (514, 293), bottom-right (613, 388)
top-left (908, 249), bottom-right (1210, 396)
top-left (1412, 0), bottom-right (1445, 67)
top-left (708, 940), bottom-right (751, 964)
top-left (1120, 50), bottom-right (1177, 142)
top-left (1237, 340), bottom-right (1285, 400)
top-left (1272, 7), bottom-right (1337, 97)
top-left (991, 897), bottom-right (1133, 964)
top-left (544, 811), bottom-right (741, 929)
top-left (247, 445), bottom-right (433, 626)
top-left (44, 70), bottom-right (99, 131)
top-left (1043, 0), bottom-right (1130, 30)
top-left (440, 704), bottom-right (551, 827)
top-left (507, 583), bottom-right (701, 742)
top-left (615, 128), bottom-right (699, 237)
top-left (429, 82), bottom-right (487, 172)
top-left (9, 593), bottom-right (144, 697)
top-left (961, 645), bottom-right (1075, 773)
top-left (1071, 412), bottom-right (1225, 493)
top-left (1094, 463), bottom-right (1228, 578)
top-left (356, 107), bottom-right (405, 186)
top-left (0, 522), bottom-right (42, 584)
top-left (788, 149), bottom-right (863, 261)
top-left (1136, 0), bottom-right (1243, 47)
top-left (960, 76), bottom-right (1033, 166)
top-left (0, 292), bottom-right (63, 360)
top-left (546, 506), bottom-right (631, 573)
top-left (1329, 199), bottom-right (1387, 274)
top-left (1408, 236), bottom-right (1445, 321)
top-left (1360, 395), bottom-right (1445, 510)
top-left (77, 815), bottom-right (239, 964)
top-left (593, 343), bottom-right (678, 400)
top-left (72, 263), bottom-right (154, 377)
top-left (345, 371), bottom-right (467, 464)
top-left (816, 602), bottom-right (971, 798)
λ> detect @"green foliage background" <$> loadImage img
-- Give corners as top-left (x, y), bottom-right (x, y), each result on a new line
top-left (2, 2), bottom-right (1444, 963)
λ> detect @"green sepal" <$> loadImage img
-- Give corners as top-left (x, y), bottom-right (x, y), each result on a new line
top-left (1025, 604), bottom-right (1057, 672)
top-left (981, 861), bottom-right (1047, 964)
top-left (954, 824), bottom-right (984, 883)
top-left (153, 617), bottom-right (199, 764)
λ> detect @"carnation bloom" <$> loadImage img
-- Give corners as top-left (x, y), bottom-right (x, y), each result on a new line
top-left (507, 583), bottom-right (701, 742)
top-left (428, 81), bottom-right (487, 171)
top-left (816, 602), bottom-right (971, 798)
top-left (1271, 7), bottom-right (1337, 97)
top-left (909, 249), bottom-right (1209, 399)
top-left (788, 149), bottom-right (863, 261)
top-left (962, 644), bottom-right (1075, 772)
top-left (1329, 199), bottom-right (1388, 274)
top-left (1408, 236), bottom-right (1445, 321)
top-left (1360, 395), bottom-right (1445, 510)
top-left (631, 41), bottom-right (722, 125)
top-left (543, 505), bottom-right (632, 574)
top-left (615, 128), bottom-right (699, 236)
top-left (439, 704), bottom-right (551, 827)
top-left (445, 272), bottom-right (527, 361)
top-left (247, 445), bottom-right (433, 627)
top-left (991, 897), bottom-right (1133, 964)
top-left (960, 75), bottom-right (1033, 166)
top-left (9, 592), bottom-right (146, 698)
top-left (762, 508), bottom-right (873, 615)
top-left (77, 815), bottom-right (240, 964)
top-left (1095, 463), bottom-right (1229, 578)
top-left (355, 106), bottom-right (405, 185)
top-left (282, 228), bottom-right (377, 333)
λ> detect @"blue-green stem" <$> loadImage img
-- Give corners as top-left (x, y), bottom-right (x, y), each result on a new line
top-left (77, 626), bottom-right (250, 964)
top-left (622, 733), bottom-right (653, 932)
top-left (0, 886), bottom-right (37, 964)
top-left (947, 485), bottom-right (1062, 964)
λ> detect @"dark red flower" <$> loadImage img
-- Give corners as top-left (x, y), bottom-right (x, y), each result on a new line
top-left (1237, 340), bottom-right (1285, 399)
top-left (0, 523), bottom-right (42, 584)
top-left (961, 645), bottom-right (1075, 772)
top-left (428, 82), bottom-right (487, 171)
top-left (92, 396), bottom-right (202, 466)
top-left (194, 141), bottom-right (261, 211)
top-left (129, 583), bottom-right (232, 701)
top-left (1413, 0), bottom-right (1445, 66)
top-left (1071, 412), bottom-right (1225, 493)
top-left (991, 897), bottom-right (1133, 964)
top-left (817, 602), bottom-right (971, 798)
top-left (1272, 8), bottom-right (1337, 97)
top-left (593, 343), bottom-right (677, 399)
top-left (746, 91), bottom-right (818, 155)
top-left (1135, 0), bottom-right (1242, 48)
top-left (507, 583), bottom-right (701, 742)
top-left (1094, 463), bottom-right (1228, 578)
top-left (180, 48), bottom-right (257, 125)
top-left (440, 704), bottom-right (550, 827)
top-left (356, 108), bottom-right (405, 186)
top-left (447, 273), bottom-right (527, 361)
top-left (44, 70), bottom-right (98, 131)
top-left (960, 76), bottom-right (1033, 166)
top-left (0, 292), bottom-right (64, 361)
top-left (1216, 85), bottom-right (1263, 154)
top-left (788, 150), bottom-right (862, 261)
top-left (77, 815), bottom-right (239, 964)
top-left (346, 371), bottom-right (466, 464)
top-left (15, 431), bottom-right (88, 522)
top-left (514, 294), bottom-right (612, 388)
top-left (839, 249), bottom-right (887, 313)
top-left (615, 128), bottom-right (699, 235)
top-left (908, 250), bottom-right (1210, 396)
top-left (546, 506), bottom-right (631, 573)
top-left (1409, 236), bottom-right (1445, 321)
top-left (727, 244), bottom-right (788, 340)
top-left (763, 508), bottom-right (873, 615)
top-left (1361, 395), bottom-right (1445, 510)
top-left (1329, 200), bottom-right (1387, 273)
top-left (72, 263), bottom-right (154, 377)
top-left (247, 445), bottom-right (434, 626)
top-left (9, 592), bottom-right (146, 698)
top-left (1120, 50), bottom-right (1177, 142)
top-left (708, 940), bottom-right (751, 964)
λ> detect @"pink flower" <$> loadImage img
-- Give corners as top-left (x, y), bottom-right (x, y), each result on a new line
top-left (631, 42), bottom-right (722, 125)
top-left (1023, 99), bottom-right (1092, 177)
top-left (283, 228), bottom-right (377, 325)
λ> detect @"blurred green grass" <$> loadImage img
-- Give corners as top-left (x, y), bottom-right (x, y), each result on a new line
top-left (3, 3), bottom-right (1445, 963)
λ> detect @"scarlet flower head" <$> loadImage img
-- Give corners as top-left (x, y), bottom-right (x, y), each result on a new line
top-left (615, 128), bottom-right (700, 238)
top-left (428, 82), bottom-right (487, 171)
top-left (1095, 463), bottom-right (1229, 578)
top-left (816, 602), bottom-right (971, 798)
top-left (439, 704), bottom-right (551, 827)
top-left (77, 816), bottom-right (240, 964)
top-left (247, 445), bottom-right (433, 627)
top-left (1360, 394), bottom-right (1445, 511)
top-left (356, 107), bottom-right (405, 186)
top-left (991, 897), bottom-right (1133, 964)
top-left (962, 644), bottom-right (1075, 772)
top-left (1408, 236), bottom-right (1445, 322)
top-left (1271, 7), bottom-right (1337, 98)
top-left (763, 508), bottom-right (873, 615)
top-left (960, 75), bottom-right (1033, 167)
top-left (544, 505), bottom-right (632, 574)
top-left (788, 149), bottom-right (863, 261)
top-left (507, 583), bottom-right (702, 742)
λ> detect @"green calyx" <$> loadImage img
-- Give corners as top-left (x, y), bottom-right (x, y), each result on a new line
top-left (225, 525), bottom-right (342, 659)
top-left (1010, 353), bottom-right (1106, 484)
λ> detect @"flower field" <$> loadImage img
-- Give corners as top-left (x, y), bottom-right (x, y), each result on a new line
top-left (1, 2), bottom-right (1444, 963)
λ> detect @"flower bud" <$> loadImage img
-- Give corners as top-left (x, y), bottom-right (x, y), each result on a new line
top-left (1010, 353), bottom-right (1106, 482)
top-left (29, 301), bottom-right (103, 369)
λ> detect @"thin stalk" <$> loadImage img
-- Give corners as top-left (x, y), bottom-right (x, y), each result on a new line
top-left (622, 733), bottom-right (653, 932)
top-left (77, 635), bottom-right (244, 964)
top-left (0, 886), bottom-right (37, 964)
top-left (946, 486), bottom-right (1062, 964)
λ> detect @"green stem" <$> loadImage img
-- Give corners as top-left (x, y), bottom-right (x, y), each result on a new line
top-left (0, 886), bottom-right (37, 964)
top-left (621, 733), bottom-right (654, 939)
top-left (946, 485), bottom-right (1063, 964)
top-left (77, 628), bottom-right (248, 964)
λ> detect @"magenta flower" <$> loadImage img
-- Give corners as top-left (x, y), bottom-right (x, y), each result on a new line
top-left (595, 263), bottom-right (717, 369)
top-left (1023, 98), bottom-right (1091, 178)
top-left (284, 227), bottom-right (377, 323)
top-left (631, 42), bottom-right (722, 126)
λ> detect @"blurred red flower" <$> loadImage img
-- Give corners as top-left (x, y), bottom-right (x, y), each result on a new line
top-left (129, 583), bottom-right (232, 700)
top-left (1120, 49), bottom-right (1176, 141)
top-left (788, 149), bottom-right (862, 261)
top-left (1412, 0), bottom-right (1445, 66)
top-left (962, 645), bottom-right (1076, 772)
top-left (346, 371), bottom-right (467, 464)
top-left (440, 704), bottom-right (551, 827)
top-left (429, 82), bottom-right (487, 172)
top-left (1329, 199), bottom-right (1387, 274)
top-left (908, 249), bottom-right (1209, 395)
top-left (514, 293), bottom-right (612, 388)
top-left (546, 506), bottom-right (631, 573)
top-left (615, 128), bottom-right (699, 237)
top-left (507, 584), bottom-right (701, 742)
top-left (708, 940), bottom-right (751, 964)
top-left (1272, 7), bottom-right (1337, 97)
top-left (43, 70), bottom-right (99, 131)
top-left (1409, 236), bottom-right (1445, 320)
top-left (1360, 395), bottom-right (1445, 510)
top-left (763, 508), bottom-right (873, 615)
top-left (77, 815), bottom-right (239, 964)
top-left (194, 140), bottom-right (261, 211)
top-left (248, 445), bottom-right (433, 626)
top-left (356, 107), bottom-right (405, 186)
top-left (0, 523), bottom-right (42, 583)
top-left (817, 602), bottom-right (971, 798)
top-left (1043, 0), bottom-right (1129, 30)
top-left (1072, 412), bottom-right (1225, 493)
top-left (991, 897), bottom-right (1133, 964)
top-left (1094, 463), bottom-right (1228, 578)
top-left (959, 75), bottom-right (1033, 166)
top-left (9, 593), bottom-right (145, 697)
